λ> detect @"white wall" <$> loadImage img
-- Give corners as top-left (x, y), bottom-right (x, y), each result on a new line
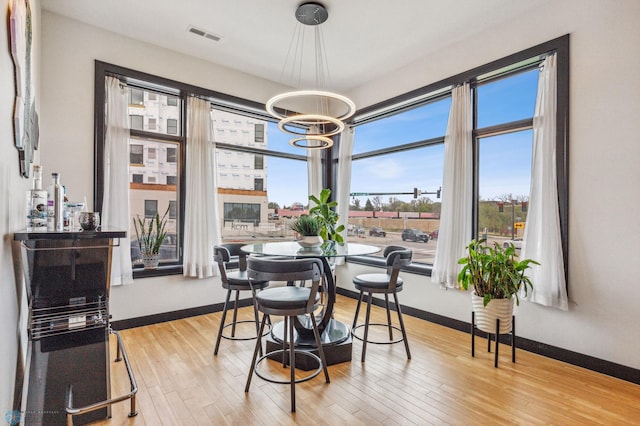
top-left (1, 0), bottom-right (41, 414)
top-left (342, 0), bottom-right (640, 369)
top-left (36, 0), bottom-right (640, 373)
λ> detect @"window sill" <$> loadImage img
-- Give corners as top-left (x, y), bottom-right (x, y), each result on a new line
top-left (132, 264), bottom-right (183, 279)
top-left (346, 255), bottom-right (433, 276)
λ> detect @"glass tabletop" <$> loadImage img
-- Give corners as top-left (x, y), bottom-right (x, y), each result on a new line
top-left (241, 241), bottom-right (380, 258)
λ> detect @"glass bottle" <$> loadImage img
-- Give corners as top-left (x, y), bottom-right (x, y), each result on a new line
top-left (26, 165), bottom-right (48, 232)
top-left (47, 173), bottom-right (64, 231)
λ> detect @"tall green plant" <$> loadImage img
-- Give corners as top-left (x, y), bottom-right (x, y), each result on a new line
top-left (457, 239), bottom-right (539, 307)
top-left (133, 206), bottom-right (170, 255)
top-left (309, 188), bottom-right (345, 243)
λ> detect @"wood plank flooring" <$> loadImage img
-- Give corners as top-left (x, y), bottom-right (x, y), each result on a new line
top-left (95, 295), bottom-right (640, 425)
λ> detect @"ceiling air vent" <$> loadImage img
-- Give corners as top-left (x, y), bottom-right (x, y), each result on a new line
top-left (187, 25), bottom-right (222, 42)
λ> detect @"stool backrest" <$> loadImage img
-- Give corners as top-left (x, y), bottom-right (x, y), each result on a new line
top-left (214, 243), bottom-right (248, 283)
top-left (247, 257), bottom-right (324, 311)
top-left (383, 246), bottom-right (412, 289)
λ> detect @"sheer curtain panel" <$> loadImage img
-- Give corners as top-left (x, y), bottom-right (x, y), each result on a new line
top-left (521, 54), bottom-right (568, 310)
top-left (431, 83), bottom-right (473, 288)
top-left (336, 127), bottom-right (355, 243)
top-left (101, 76), bottom-right (133, 286)
top-left (183, 97), bottom-right (219, 278)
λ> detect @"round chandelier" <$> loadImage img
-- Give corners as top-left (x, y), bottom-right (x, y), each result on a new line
top-left (266, 2), bottom-right (356, 150)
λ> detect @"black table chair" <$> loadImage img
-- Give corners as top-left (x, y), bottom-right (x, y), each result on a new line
top-left (245, 257), bottom-right (330, 412)
top-left (213, 244), bottom-right (269, 356)
top-left (351, 246), bottom-right (413, 362)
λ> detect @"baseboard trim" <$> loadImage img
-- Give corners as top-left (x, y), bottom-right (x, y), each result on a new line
top-left (337, 287), bottom-right (640, 385)
top-left (111, 289), bottom-right (639, 385)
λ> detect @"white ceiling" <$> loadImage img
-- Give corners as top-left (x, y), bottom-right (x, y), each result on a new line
top-left (41, 0), bottom-right (550, 93)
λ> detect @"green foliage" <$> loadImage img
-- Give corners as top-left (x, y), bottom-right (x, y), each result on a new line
top-left (308, 188), bottom-right (345, 243)
top-left (289, 214), bottom-right (321, 236)
top-left (133, 206), bottom-right (170, 256)
top-left (457, 239), bottom-right (539, 306)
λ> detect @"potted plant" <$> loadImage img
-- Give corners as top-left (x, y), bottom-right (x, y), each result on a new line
top-left (457, 239), bottom-right (539, 334)
top-left (133, 206), bottom-right (170, 269)
top-left (309, 188), bottom-right (345, 243)
top-left (289, 214), bottom-right (323, 248)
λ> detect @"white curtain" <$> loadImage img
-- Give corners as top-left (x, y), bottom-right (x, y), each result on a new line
top-left (101, 76), bottom-right (133, 286)
top-left (183, 97), bottom-right (220, 278)
top-left (431, 83), bottom-right (473, 288)
top-left (336, 127), bottom-right (355, 243)
top-left (307, 146), bottom-right (323, 200)
top-left (521, 53), bottom-right (568, 310)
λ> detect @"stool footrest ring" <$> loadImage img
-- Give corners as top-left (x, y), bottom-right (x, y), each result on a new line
top-left (352, 323), bottom-right (406, 345)
top-left (220, 320), bottom-right (271, 341)
top-left (254, 349), bottom-right (323, 385)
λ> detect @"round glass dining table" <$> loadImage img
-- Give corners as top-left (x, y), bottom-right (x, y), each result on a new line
top-left (241, 241), bottom-right (380, 357)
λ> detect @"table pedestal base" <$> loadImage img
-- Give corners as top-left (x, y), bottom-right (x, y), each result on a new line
top-left (265, 319), bottom-right (352, 370)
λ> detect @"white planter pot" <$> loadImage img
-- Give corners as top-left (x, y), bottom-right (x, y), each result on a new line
top-left (142, 254), bottom-right (160, 269)
top-left (296, 235), bottom-right (323, 248)
top-left (472, 292), bottom-right (514, 334)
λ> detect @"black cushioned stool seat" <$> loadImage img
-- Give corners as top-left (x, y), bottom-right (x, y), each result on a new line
top-left (351, 246), bottom-right (412, 362)
top-left (245, 257), bottom-right (330, 412)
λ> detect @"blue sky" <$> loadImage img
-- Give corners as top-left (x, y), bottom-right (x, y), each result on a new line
top-left (266, 68), bottom-right (539, 207)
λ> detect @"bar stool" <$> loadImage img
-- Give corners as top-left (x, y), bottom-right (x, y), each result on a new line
top-left (213, 244), bottom-right (269, 356)
top-left (351, 246), bottom-right (412, 362)
top-left (245, 257), bottom-right (330, 412)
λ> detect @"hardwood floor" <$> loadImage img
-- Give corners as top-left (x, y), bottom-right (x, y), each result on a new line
top-left (96, 295), bottom-right (640, 425)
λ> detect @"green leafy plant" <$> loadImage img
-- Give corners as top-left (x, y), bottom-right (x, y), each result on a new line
top-left (457, 239), bottom-right (539, 307)
top-left (308, 188), bottom-right (345, 243)
top-left (133, 206), bottom-right (170, 256)
top-left (289, 214), bottom-right (321, 236)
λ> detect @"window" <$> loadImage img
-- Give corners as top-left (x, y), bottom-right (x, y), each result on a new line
top-left (130, 115), bottom-right (143, 130)
top-left (130, 144), bottom-right (143, 164)
top-left (148, 118), bottom-right (157, 131)
top-left (254, 123), bottom-right (264, 142)
top-left (96, 61), bottom-right (310, 277)
top-left (167, 118), bottom-right (178, 135)
top-left (350, 98), bottom-right (449, 261)
top-left (130, 88), bottom-right (143, 105)
top-left (254, 154), bottom-right (264, 170)
top-left (144, 200), bottom-right (158, 217)
top-left (347, 36), bottom-right (569, 271)
top-left (166, 147), bottom-right (177, 163)
top-left (254, 178), bottom-right (264, 191)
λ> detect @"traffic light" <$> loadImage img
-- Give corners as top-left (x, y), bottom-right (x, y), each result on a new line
top-left (521, 201), bottom-right (527, 212)
top-left (436, 187), bottom-right (441, 199)
top-left (498, 202), bottom-right (504, 212)
top-left (413, 187), bottom-right (421, 198)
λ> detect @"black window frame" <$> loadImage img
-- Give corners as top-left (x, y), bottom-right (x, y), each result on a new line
top-left (94, 61), bottom-right (309, 278)
top-left (343, 35), bottom-right (569, 283)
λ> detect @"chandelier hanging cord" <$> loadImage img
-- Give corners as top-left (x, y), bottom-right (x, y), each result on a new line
top-left (266, 2), bottom-right (356, 149)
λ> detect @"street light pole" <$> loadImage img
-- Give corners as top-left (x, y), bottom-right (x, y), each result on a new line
top-left (511, 200), bottom-right (516, 240)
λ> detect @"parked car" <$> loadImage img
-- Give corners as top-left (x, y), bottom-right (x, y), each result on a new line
top-left (429, 229), bottom-right (439, 240)
top-left (401, 228), bottom-right (429, 242)
top-left (502, 238), bottom-right (523, 249)
top-left (368, 227), bottom-right (386, 237)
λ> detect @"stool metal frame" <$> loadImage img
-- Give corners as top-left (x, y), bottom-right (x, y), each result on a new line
top-left (245, 257), bottom-right (330, 412)
top-left (213, 244), bottom-right (269, 356)
top-left (351, 246), bottom-right (412, 362)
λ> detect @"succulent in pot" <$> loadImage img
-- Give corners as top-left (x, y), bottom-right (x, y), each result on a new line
top-left (289, 215), bottom-right (323, 248)
top-left (133, 206), bottom-right (170, 268)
